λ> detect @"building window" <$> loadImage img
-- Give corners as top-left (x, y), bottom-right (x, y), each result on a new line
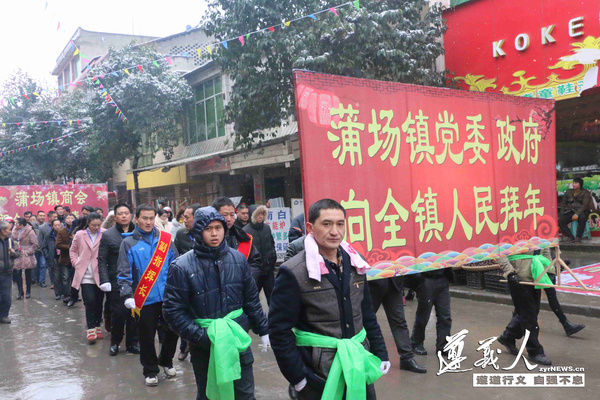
top-left (71, 56), bottom-right (80, 82)
top-left (63, 63), bottom-right (71, 85)
top-left (188, 76), bottom-right (225, 144)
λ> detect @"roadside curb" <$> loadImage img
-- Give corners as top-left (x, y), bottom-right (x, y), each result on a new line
top-left (449, 287), bottom-right (600, 319)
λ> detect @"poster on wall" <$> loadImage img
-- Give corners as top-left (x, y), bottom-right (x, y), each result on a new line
top-left (265, 207), bottom-right (291, 262)
top-left (294, 70), bottom-right (558, 280)
top-left (0, 184), bottom-right (109, 220)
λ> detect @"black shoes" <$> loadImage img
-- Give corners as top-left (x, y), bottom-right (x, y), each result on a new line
top-left (39, 283), bottom-right (47, 288)
top-left (400, 358), bottom-right (427, 373)
top-left (63, 296), bottom-right (70, 305)
top-left (562, 320), bottom-right (585, 337)
top-left (127, 344), bottom-right (141, 355)
top-left (0, 317), bottom-right (11, 324)
top-left (16, 293), bottom-right (23, 300)
top-left (25, 291), bottom-right (31, 299)
top-left (109, 345), bottom-right (119, 356)
top-left (67, 298), bottom-right (75, 307)
top-left (412, 343), bottom-right (427, 356)
top-left (55, 295), bottom-right (62, 300)
top-left (497, 334), bottom-right (519, 356)
top-left (178, 349), bottom-right (189, 361)
top-left (528, 353), bottom-right (552, 365)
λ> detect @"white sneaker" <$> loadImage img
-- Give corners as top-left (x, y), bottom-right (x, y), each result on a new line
top-left (163, 366), bottom-right (177, 379)
top-left (145, 376), bottom-right (158, 387)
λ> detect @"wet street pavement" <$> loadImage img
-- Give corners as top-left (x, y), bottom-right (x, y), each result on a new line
top-left (1, 280), bottom-right (598, 400)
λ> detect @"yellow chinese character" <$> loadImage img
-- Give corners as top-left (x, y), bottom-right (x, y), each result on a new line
top-left (375, 188), bottom-right (409, 249)
top-left (496, 116), bottom-right (521, 164)
top-left (521, 117), bottom-right (541, 164)
top-left (45, 191), bottom-right (60, 206)
top-left (464, 114), bottom-right (489, 164)
top-left (368, 109), bottom-right (401, 166)
top-left (327, 104), bottom-right (365, 166)
top-left (158, 241), bottom-right (168, 253)
top-left (152, 255), bottom-right (164, 267)
top-left (524, 184), bottom-right (544, 229)
top-left (411, 188), bottom-right (444, 243)
top-left (138, 285), bottom-right (148, 297)
top-left (403, 110), bottom-right (434, 164)
top-left (341, 189), bottom-right (372, 251)
top-left (74, 190), bottom-right (88, 205)
top-left (60, 190), bottom-right (74, 205)
top-left (446, 188), bottom-right (473, 240)
top-left (435, 110), bottom-right (464, 165)
top-left (145, 270), bottom-right (158, 282)
top-left (474, 187), bottom-right (499, 235)
top-left (15, 191), bottom-right (29, 208)
top-left (30, 191), bottom-right (45, 206)
top-left (499, 186), bottom-right (523, 232)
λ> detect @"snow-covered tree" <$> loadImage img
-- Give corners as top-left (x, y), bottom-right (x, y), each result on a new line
top-left (202, 0), bottom-right (447, 149)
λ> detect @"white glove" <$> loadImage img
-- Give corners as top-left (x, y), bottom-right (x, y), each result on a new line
top-left (99, 283), bottom-right (112, 292)
top-left (124, 298), bottom-right (136, 309)
top-left (294, 378), bottom-right (307, 392)
top-left (380, 361), bottom-right (391, 375)
top-left (260, 335), bottom-right (270, 353)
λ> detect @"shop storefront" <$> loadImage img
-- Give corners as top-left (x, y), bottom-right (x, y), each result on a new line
top-left (444, 0), bottom-right (600, 234)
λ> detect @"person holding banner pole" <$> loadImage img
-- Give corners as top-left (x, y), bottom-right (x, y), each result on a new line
top-left (117, 204), bottom-right (179, 387)
top-left (496, 249), bottom-right (553, 365)
top-left (163, 206), bottom-right (270, 400)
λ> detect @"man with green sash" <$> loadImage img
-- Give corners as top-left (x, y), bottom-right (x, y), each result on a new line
top-left (163, 206), bottom-right (269, 400)
top-left (496, 248), bottom-right (553, 366)
top-left (269, 199), bottom-right (390, 400)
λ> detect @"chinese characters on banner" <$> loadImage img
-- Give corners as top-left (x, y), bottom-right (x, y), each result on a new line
top-left (265, 207), bottom-right (291, 262)
top-left (0, 184), bottom-right (108, 220)
top-left (293, 71), bottom-right (559, 280)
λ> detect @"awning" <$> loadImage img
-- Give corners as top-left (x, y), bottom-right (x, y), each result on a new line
top-left (126, 165), bottom-right (187, 190)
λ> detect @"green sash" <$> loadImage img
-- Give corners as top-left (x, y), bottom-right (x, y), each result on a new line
top-left (293, 327), bottom-right (382, 400)
top-left (508, 254), bottom-right (552, 289)
top-left (194, 308), bottom-right (251, 400)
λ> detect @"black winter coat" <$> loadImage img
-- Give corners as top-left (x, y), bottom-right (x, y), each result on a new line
top-left (226, 225), bottom-right (262, 271)
top-left (163, 240), bottom-right (269, 349)
top-left (174, 227), bottom-right (194, 255)
top-left (98, 223), bottom-right (135, 291)
top-left (243, 222), bottom-right (276, 273)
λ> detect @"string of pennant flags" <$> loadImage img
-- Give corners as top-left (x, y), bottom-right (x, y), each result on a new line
top-left (0, 127), bottom-right (89, 158)
top-left (196, 1), bottom-right (360, 56)
top-left (0, 55), bottom-right (189, 109)
top-left (2, 1), bottom-right (361, 110)
top-left (0, 117), bottom-right (92, 129)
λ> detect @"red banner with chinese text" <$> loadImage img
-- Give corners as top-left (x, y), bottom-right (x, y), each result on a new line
top-left (0, 184), bottom-right (108, 220)
top-left (294, 71), bottom-right (558, 280)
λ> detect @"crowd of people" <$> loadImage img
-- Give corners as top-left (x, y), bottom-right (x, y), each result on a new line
top-left (0, 195), bottom-right (589, 399)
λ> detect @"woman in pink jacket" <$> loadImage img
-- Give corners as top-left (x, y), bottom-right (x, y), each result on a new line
top-left (70, 212), bottom-right (105, 344)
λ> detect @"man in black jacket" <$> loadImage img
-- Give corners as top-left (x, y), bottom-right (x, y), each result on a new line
top-left (269, 199), bottom-right (389, 399)
top-left (98, 203), bottom-right (138, 356)
top-left (411, 269), bottom-right (454, 357)
top-left (234, 203), bottom-right (250, 230)
top-left (212, 197), bottom-right (262, 271)
top-left (1, 220), bottom-right (20, 324)
top-left (288, 212), bottom-right (305, 243)
top-left (174, 204), bottom-right (201, 255)
top-left (243, 205), bottom-right (276, 305)
top-left (163, 206), bottom-right (269, 400)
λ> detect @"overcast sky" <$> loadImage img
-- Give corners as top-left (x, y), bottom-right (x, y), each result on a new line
top-left (0, 0), bottom-right (208, 88)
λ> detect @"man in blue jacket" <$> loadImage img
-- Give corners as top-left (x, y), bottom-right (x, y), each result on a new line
top-left (163, 207), bottom-right (269, 400)
top-left (117, 204), bottom-right (179, 387)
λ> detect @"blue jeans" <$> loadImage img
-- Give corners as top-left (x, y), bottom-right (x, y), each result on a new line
top-left (0, 273), bottom-right (13, 318)
top-left (35, 252), bottom-right (47, 285)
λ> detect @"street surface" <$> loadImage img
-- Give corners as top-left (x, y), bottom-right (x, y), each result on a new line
top-left (0, 282), bottom-right (598, 400)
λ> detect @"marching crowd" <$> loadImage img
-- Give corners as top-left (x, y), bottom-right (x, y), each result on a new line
top-left (0, 195), bottom-right (589, 400)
